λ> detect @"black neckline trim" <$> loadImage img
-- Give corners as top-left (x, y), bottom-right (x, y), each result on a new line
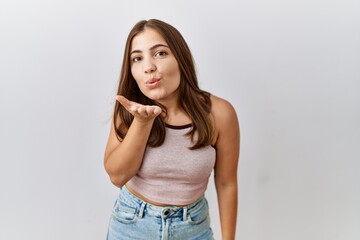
top-left (165, 123), bottom-right (192, 129)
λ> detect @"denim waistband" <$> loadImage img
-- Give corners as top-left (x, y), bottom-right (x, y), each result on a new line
top-left (119, 185), bottom-right (207, 221)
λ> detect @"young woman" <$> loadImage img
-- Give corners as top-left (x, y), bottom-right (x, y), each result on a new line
top-left (104, 19), bottom-right (240, 240)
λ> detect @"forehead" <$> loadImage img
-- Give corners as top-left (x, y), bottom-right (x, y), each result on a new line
top-left (131, 28), bottom-right (167, 51)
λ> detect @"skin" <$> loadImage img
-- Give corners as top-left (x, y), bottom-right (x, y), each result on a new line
top-left (104, 27), bottom-right (240, 240)
top-left (128, 28), bottom-right (191, 124)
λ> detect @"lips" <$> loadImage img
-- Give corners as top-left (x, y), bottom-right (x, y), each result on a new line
top-left (145, 78), bottom-right (160, 88)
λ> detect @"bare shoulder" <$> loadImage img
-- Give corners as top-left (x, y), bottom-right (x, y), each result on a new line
top-left (210, 94), bottom-right (238, 126)
top-left (210, 94), bottom-right (240, 145)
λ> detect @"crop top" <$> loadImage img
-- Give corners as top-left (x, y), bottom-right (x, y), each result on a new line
top-left (126, 123), bottom-right (216, 205)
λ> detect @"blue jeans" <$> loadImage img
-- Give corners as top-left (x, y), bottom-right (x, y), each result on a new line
top-left (107, 186), bottom-right (214, 240)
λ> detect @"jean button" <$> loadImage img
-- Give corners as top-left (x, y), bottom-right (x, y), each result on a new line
top-left (164, 209), bottom-right (170, 216)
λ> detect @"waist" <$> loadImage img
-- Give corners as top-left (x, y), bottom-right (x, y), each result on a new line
top-left (120, 185), bottom-right (207, 218)
top-left (126, 184), bottom-right (190, 207)
top-left (126, 176), bottom-right (209, 205)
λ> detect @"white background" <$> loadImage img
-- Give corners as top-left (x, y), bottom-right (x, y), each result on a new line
top-left (1, 0), bottom-right (359, 239)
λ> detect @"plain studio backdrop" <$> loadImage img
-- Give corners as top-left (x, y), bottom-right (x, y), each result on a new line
top-left (0, 0), bottom-right (359, 239)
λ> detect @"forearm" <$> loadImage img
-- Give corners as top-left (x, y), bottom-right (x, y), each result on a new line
top-left (105, 119), bottom-right (153, 187)
top-left (215, 181), bottom-right (238, 240)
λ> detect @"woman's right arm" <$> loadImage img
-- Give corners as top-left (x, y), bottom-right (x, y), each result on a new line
top-left (104, 96), bottom-right (162, 188)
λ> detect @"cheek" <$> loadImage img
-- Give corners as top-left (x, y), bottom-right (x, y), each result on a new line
top-left (166, 61), bottom-right (181, 81)
top-left (131, 67), bottom-right (142, 84)
top-left (130, 66), bottom-right (139, 79)
top-left (170, 68), bottom-right (181, 87)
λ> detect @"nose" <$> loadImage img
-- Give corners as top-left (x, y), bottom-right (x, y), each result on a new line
top-left (144, 58), bottom-right (157, 74)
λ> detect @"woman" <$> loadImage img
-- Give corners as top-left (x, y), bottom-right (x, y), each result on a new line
top-left (104, 19), bottom-right (240, 240)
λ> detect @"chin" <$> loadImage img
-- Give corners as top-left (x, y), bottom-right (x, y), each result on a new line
top-left (145, 94), bottom-right (163, 101)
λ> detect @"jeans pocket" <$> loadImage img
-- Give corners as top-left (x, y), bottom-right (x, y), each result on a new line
top-left (187, 201), bottom-right (209, 225)
top-left (188, 210), bottom-right (209, 225)
top-left (112, 199), bottom-right (138, 224)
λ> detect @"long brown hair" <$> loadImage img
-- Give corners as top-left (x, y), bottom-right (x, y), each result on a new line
top-left (113, 19), bottom-right (213, 149)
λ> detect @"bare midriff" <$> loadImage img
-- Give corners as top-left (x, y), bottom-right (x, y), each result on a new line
top-left (125, 184), bottom-right (191, 207)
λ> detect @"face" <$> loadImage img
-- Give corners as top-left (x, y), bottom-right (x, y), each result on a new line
top-left (130, 28), bottom-right (181, 104)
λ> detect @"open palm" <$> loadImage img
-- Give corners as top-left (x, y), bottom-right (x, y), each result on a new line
top-left (116, 95), bottom-right (162, 122)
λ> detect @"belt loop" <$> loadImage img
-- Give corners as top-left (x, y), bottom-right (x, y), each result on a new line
top-left (182, 207), bottom-right (188, 222)
top-left (138, 202), bottom-right (146, 218)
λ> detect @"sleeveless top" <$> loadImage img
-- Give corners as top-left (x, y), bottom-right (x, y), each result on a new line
top-left (126, 123), bottom-right (216, 205)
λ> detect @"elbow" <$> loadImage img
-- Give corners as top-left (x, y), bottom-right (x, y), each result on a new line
top-left (104, 164), bottom-right (129, 188)
top-left (108, 172), bottom-right (134, 188)
top-left (109, 175), bottom-right (126, 188)
top-left (104, 159), bottom-right (137, 188)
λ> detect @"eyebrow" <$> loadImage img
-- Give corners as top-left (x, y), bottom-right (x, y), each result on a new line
top-left (130, 44), bottom-right (169, 55)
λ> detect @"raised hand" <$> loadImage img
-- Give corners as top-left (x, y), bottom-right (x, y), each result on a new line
top-left (116, 95), bottom-right (162, 123)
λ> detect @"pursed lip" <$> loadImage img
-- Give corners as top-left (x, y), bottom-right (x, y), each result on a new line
top-left (145, 77), bottom-right (161, 85)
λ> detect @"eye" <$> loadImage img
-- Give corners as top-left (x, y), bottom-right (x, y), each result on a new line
top-left (155, 51), bottom-right (167, 57)
top-left (132, 56), bottom-right (142, 62)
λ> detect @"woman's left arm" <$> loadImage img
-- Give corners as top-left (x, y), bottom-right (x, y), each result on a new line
top-left (212, 96), bottom-right (240, 240)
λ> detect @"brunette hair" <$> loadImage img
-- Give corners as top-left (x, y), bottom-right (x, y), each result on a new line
top-left (113, 19), bottom-right (213, 149)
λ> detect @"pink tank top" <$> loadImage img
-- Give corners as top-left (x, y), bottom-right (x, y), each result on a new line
top-left (126, 124), bottom-right (216, 205)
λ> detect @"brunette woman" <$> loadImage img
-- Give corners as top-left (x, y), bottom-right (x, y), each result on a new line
top-left (104, 19), bottom-right (240, 240)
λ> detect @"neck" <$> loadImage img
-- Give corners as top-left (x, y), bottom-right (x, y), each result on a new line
top-left (158, 101), bottom-right (191, 126)
top-left (165, 111), bottom-right (192, 126)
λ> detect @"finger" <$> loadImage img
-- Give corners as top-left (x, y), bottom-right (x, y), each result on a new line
top-left (116, 95), bottom-right (130, 108)
top-left (116, 95), bottom-right (138, 113)
top-left (152, 106), bottom-right (162, 116)
top-left (142, 106), bottom-right (161, 117)
top-left (144, 106), bottom-right (155, 117)
top-left (136, 106), bottom-right (147, 116)
top-left (116, 95), bottom-right (161, 118)
top-left (130, 105), bottom-right (139, 114)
